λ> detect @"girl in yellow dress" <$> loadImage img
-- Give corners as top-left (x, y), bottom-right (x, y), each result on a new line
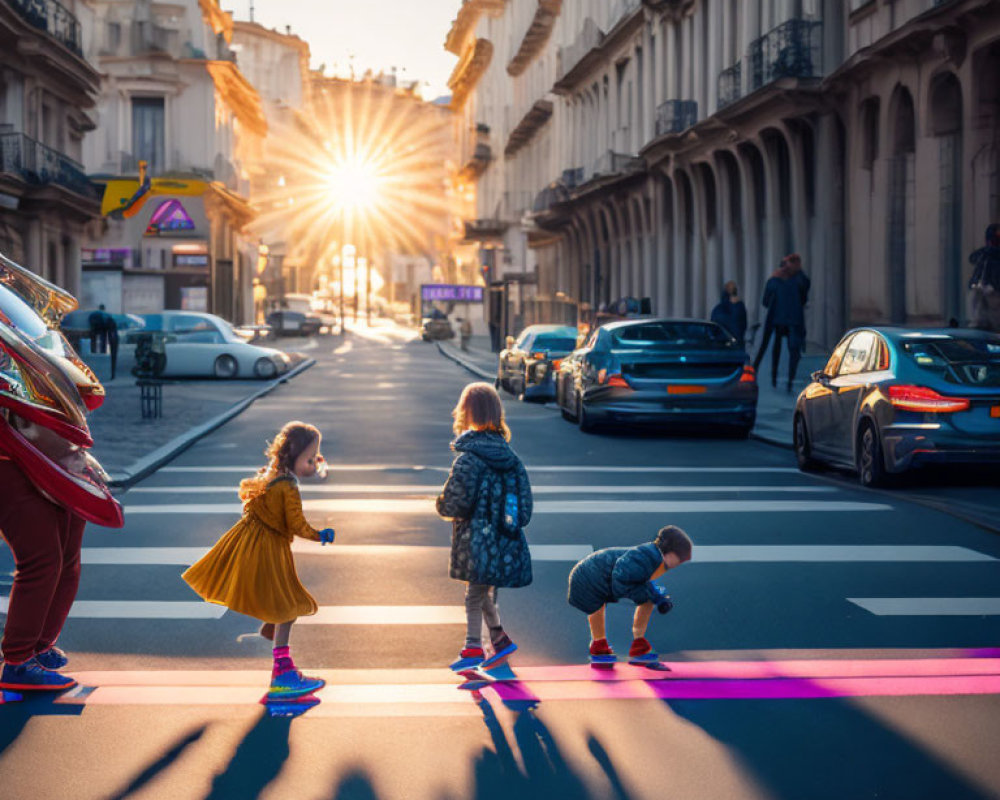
top-left (182, 420), bottom-right (335, 698)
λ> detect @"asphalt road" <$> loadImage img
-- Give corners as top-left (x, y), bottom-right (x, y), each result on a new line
top-left (2, 325), bottom-right (1000, 800)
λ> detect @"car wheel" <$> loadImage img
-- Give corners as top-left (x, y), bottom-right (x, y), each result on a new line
top-left (254, 357), bottom-right (278, 379)
top-left (857, 421), bottom-right (889, 488)
top-left (793, 413), bottom-right (818, 471)
top-left (578, 396), bottom-right (596, 433)
top-left (214, 354), bottom-right (238, 379)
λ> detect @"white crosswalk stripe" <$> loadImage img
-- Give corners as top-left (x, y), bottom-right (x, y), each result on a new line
top-left (127, 484), bottom-right (841, 495)
top-left (848, 598), bottom-right (1000, 616)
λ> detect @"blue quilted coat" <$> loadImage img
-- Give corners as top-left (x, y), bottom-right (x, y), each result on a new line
top-left (567, 543), bottom-right (663, 614)
top-left (436, 430), bottom-right (533, 587)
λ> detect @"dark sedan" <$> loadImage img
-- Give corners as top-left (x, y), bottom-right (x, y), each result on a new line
top-left (793, 327), bottom-right (1000, 486)
top-left (496, 325), bottom-right (578, 400)
top-left (555, 318), bottom-right (757, 435)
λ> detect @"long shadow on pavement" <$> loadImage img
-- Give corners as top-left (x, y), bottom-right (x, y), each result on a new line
top-left (327, 768), bottom-right (381, 800)
top-left (665, 696), bottom-right (994, 800)
top-left (106, 725), bottom-right (208, 800)
top-left (0, 694), bottom-right (83, 757)
top-left (203, 712), bottom-right (292, 800)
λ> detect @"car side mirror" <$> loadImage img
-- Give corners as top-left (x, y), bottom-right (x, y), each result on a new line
top-left (811, 370), bottom-right (829, 384)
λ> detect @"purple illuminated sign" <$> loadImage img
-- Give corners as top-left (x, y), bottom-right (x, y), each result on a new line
top-left (421, 284), bottom-right (484, 302)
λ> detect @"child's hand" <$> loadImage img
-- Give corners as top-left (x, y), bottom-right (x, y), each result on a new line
top-left (652, 584), bottom-right (673, 614)
top-left (319, 528), bottom-right (335, 545)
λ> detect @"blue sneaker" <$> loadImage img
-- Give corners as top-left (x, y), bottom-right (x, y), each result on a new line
top-left (34, 646), bottom-right (69, 670)
top-left (450, 647), bottom-right (485, 673)
top-left (481, 635), bottom-right (517, 669)
top-left (267, 669), bottom-right (324, 700)
top-left (0, 658), bottom-right (77, 691)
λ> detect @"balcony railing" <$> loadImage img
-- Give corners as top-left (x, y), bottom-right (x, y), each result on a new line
top-left (747, 18), bottom-right (823, 93)
top-left (717, 62), bottom-right (742, 109)
top-left (593, 150), bottom-right (643, 178)
top-left (0, 133), bottom-right (98, 199)
top-left (5, 0), bottom-right (82, 56)
top-left (561, 167), bottom-right (584, 189)
top-left (655, 100), bottom-right (698, 136)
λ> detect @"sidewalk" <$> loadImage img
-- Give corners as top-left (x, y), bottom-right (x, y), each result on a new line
top-left (436, 335), bottom-right (825, 448)
top-left (84, 354), bottom-right (314, 487)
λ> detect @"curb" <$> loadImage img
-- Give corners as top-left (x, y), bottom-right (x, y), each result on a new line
top-left (107, 358), bottom-right (316, 490)
top-left (435, 341), bottom-right (494, 380)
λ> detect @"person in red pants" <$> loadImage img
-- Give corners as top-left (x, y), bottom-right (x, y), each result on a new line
top-left (0, 457), bottom-right (81, 691)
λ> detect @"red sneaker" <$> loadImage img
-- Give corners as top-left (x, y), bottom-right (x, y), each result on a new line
top-left (589, 638), bottom-right (614, 656)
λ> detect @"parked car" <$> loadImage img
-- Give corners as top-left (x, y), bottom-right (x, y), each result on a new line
top-left (497, 325), bottom-right (579, 400)
top-left (793, 327), bottom-right (1000, 486)
top-left (555, 318), bottom-right (757, 435)
top-left (421, 316), bottom-right (454, 341)
top-left (282, 293), bottom-right (332, 333)
top-left (267, 310), bottom-right (322, 337)
top-left (126, 311), bottom-right (290, 379)
top-left (60, 309), bottom-right (145, 353)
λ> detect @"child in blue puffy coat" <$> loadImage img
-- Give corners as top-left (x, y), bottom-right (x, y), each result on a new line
top-left (567, 525), bottom-right (692, 665)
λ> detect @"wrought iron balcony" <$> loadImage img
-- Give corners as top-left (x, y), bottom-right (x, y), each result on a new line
top-left (655, 100), bottom-right (697, 136)
top-left (0, 133), bottom-right (98, 199)
top-left (5, 0), bottom-right (83, 56)
top-left (747, 18), bottom-right (822, 93)
top-left (717, 62), bottom-right (742, 109)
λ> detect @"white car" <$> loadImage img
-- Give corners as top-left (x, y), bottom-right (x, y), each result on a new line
top-left (126, 311), bottom-right (291, 379)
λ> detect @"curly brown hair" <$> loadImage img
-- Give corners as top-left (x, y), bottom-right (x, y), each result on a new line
top-left (452, 382), bottom-right (511, 440)
top-left (239, 420), bottom-right (320, 501)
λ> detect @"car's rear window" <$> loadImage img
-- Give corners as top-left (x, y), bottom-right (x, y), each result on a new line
top-left (902, 337), bottom-right (1000, 387)
top-left (532, 334), bottom-right (577, 351)
top-left (612, 322), bottom-right (734, 348)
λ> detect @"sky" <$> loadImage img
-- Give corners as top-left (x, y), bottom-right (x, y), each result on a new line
top-left (221, 0), bottom-right (461, 100)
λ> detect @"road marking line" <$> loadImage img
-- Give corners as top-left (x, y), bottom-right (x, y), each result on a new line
top-left (121, 499), bottom-right (892, 514)
top-left (71, 545), bottom-right (993, 566)
top-left (75, 544), bottom-right (593, 565)
top-left (0, 599), bottom-right (465, 623)
top-left (156, 465), bottom-right (803, 474)
top-left (127, 484), bottom-right (840, 495)
top-left (848, 598), bottom-right (1000, 616)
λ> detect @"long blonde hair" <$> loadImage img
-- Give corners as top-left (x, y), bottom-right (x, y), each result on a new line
top-left (239, 421), bottom-right (320, 502)
top-left (452, 382), bottom-right (510, 440)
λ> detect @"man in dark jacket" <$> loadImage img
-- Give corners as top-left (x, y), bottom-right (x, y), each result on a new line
top-left (567, 525), bottom-right (692, 666)
top-left (968, 223), bottom-right (1000, 332)
top-left (753, 265), bottom-right (784, 373)
top-left (769, 254), bottom-right (810, 392)
top-left (710, 281), bottom-right (748, 346)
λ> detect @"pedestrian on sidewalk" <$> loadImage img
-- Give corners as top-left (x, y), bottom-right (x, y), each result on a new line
top-left (710, 281), bottom-right (748, 346)
top-left (968, 223), bottom-right (1000, 332)
top-left (182, 421), bottom-right (335, 699)
top-left (752, 263), bottom-right (784, 373)
top-left (437, 382), bottom-right (533, 673)
top-left (567, 526), bottom-right (692, 666)
top-left (459, 317), bottom-right (472, 352)
top-left (770, 253), bottom-right (810, 393)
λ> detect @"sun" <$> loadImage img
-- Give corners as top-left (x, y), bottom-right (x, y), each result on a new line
top-left (323, 156), bottom-right (381, 213)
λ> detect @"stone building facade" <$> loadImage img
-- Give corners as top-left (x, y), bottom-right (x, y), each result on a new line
top-left (450, 0), bottom-right (1000, 348)
top-left (0, 0), bottom-right (102, 295)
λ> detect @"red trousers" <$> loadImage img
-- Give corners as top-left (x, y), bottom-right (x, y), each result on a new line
top-left (0, 459), bottom-right (85, 665)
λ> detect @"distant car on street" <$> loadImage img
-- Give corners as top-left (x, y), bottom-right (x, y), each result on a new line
top-left (497, 324), bottom-right (578, 400)
top-left (126, 311), bottom-right (291, 379)
top-left (555, 318), bottom-right (757, 435)
top-left (266, 310), bottom-right (322, 337)
top-left (421, 316), bottom-right (454, 341)
top-left (793, 327), bottom-right (1000, 486)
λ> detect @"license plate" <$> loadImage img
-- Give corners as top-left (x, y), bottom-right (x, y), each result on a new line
top-left (991, 405), bottom-right (1000, 418)
top-left (668, 385), bottom-right (706, 395)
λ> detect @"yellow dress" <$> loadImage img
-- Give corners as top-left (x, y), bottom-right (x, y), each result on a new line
top-left (182, 476), bottom-right (322, 623)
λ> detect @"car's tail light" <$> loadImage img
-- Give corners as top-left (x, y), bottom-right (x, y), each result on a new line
top-left (740, 365), bottom-right (756, 383)
top-left (553, 359), bottom-right (562, 371)
top-left (888, 385), bottom-right (970, 413)
top-left (606, 374), bottom-right (630, 388)
top-left (531, 351), bottom-right (546, 360)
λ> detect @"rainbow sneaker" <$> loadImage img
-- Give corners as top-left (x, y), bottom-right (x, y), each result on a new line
top-left (267, 669), bottom-right (324, 700)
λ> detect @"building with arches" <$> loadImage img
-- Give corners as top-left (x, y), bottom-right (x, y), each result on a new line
top-left (448, 0), bottom-right (1000, 348)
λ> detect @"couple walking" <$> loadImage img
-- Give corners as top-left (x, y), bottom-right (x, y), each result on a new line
top-left (754, 253), bottom-right (811, 393)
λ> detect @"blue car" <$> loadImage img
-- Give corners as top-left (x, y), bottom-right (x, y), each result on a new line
top-left (555, 318), bottom-right (757, 435)
top-left (793, 327), bottom-right (1000, 486)
top-left (497, 324), bottom-right (579, 401)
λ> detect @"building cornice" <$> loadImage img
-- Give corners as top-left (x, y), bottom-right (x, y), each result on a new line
top-left (507, 0), bottom-right (562, 77)
top-left (198, 0), bottom-right (233, 43)
top-left (205, 181), bottom-right (255, 230)
top-left (504, 98), bottom-right (553, 157)
top-left (231, 20), bottom-right (310, 55)
top-left (204, 60), bottom-right (268, 138)
top-left (445, 0), bottom-right (507, 55)
top-left (448, 38), bottom-right (493, 110)
top-left (552, 4), bottom-right (644, 96)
